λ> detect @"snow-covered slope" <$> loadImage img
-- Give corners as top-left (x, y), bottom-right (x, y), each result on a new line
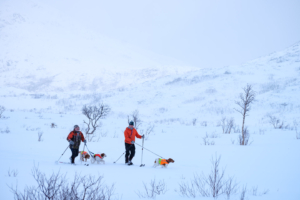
top-left (0, 0), bottom-right (194, 93)
top-left (2, 39), bottom-right (299, 125)
top-left (1, 0), bottom-right (300, 200)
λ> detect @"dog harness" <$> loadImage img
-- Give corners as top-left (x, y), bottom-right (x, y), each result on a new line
top-left (158, 158), bottom-right (168, 165)
top-left (94, 154), bottom-right (102, 159)
top-left (81, 151), bottom-right (87, 155)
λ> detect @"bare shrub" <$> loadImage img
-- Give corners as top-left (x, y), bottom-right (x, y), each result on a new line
top-left (0, 105), bottom-right (5, 118)
top-left (1, 127), bottom-right (10, 134)
top-left (235, 84), bottom-right (255, 145)
top-left (192, 118), bottom-right (197, 126)
top-left (128, 110), bottom-right (142, 130)
top-left (6, 127), bottom-right (10, 133)
top-left (223, 177), bottom-right (239, 199)
top-left (206, 156), bottom-right (226, 198)
top-left (296, 129), bottom-right (300, 140)
top-left (201, 121), bottom-right (207, 126)
top-left (238, 127), bottom-right (250, 145)
top-left (260, 81), bottom-right (280, 94)
top-left (219, 117), bottom-right (226, 133)
top-left (294, 120), bottom-right (299, 129)
top-left (177, 155), bottom-right (238, 199)
top-left (100, 131), bottom-right (108, 137)
top-left (8, 166), bottom-right (116, 200)
top-left (158, 107), bottom-right (167, 113)
top-left (261, 189), bottom-right (269, 195)
top-left (38, 132), bottom-right (43, 142)
top-left (136, 178), bottom-right (168, 199)
top-left (86, 132), bottom-right (101, 142)
top-left (245, 186), bottom-right (269, 197)
top-left (112, 132), bottom-right (119, 138)
top-left (233, 125), bottom-right (240, 133)
top-left (220, 117), bottom-right (226, 133)
top-left (268, 115), bottom-right (289, 129)
top-left (209, 131), bottom-right (219, 138)
top-left (139, 125), bottom-right (155, 140)
top-left (82, 103), bottom-right (111, 135)
top-left (51, 123), bottom-right (57, 128)
top-left (226, 118), bottom-right (234, 134)
top-left (240, 185), bottom-right (247, 200)
top-left (219, 117), bottom-right (234, 134)
top-left (8, 168), bottom-right (18, 177)
top-left (294, 121), bottom-right (300, 139)
top-left (259, 129), bottom-right (266, 135)
top-left (251, 185), bottom-right (258, 196)
top-left (178, 180), bottom-right (197, 198)
top-left (202, 134), bottom-right (215, 145)
top-left (231, 139), bottom-right (235, 145)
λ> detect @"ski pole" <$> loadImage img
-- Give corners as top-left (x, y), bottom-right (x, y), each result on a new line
top-left (80, 142), bottom-right (86, 164)
top-left (113, 145), bottom-right (134, 164)
top-left (135, 142), bottom-right (165, 159)
top-left (55, 145), bottom-right (69, 164)
top-left (113, 151), bottom-right (125, 163)
top-left (140, 137), bottom-right (145, 167)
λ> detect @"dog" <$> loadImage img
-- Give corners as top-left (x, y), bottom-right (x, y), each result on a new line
top-left (91, 153), bottom-right (107, 164)
top-left (153, 158), bottom-right (175, 168)
top-left (79, 151), bottom-right (90, 162)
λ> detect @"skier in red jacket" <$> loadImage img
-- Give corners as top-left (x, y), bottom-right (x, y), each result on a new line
top-left (67, 125), bottom-right (86, 164)
top-left (124, 121), bottom-right (144, 165)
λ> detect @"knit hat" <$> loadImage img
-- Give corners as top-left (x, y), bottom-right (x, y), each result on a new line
top-left (129, 121), bottom-right (134, 126)
top-left (74, 125), bottom-right (79, 129)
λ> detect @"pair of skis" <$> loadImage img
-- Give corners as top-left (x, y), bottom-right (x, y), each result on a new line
top-left (59, 161), bottom-right (89, 166)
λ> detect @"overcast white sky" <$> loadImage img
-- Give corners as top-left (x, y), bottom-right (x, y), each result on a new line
top-left (53, 0), bottom-right (300, 68)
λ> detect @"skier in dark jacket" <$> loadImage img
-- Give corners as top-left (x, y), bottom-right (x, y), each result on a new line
top-left (124, 121), bottom-right (144, 165)
top-left (67, 125), bottom-right (86, 164)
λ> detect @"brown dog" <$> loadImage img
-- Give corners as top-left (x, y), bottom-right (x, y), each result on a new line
top-left (153, 158), bottom-right (175, 168)
top-left (79, 151), bottom-right (90, 162)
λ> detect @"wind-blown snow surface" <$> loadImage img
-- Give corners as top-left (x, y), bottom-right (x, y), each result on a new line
top-left (1, 0), bottom-right (300, 199)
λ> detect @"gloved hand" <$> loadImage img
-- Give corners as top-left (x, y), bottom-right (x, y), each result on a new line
top-left (142, 135), bottom-right (145, 139)
top-left (69, 140), bottom-right (74, 145)
top-left (84, 139), bottom-right (87, 144)
top-left (131, 141), bottom-right (135, 144)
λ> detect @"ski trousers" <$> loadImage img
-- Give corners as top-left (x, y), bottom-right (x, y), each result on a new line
top-left (125, 143), bottom-right (135, 163)
top-left (70, 147), bottom-right (79, 163)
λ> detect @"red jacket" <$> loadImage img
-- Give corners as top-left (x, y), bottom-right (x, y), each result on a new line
top-left (67, 131), bottom-right (85, 142)
top-left (124, 127), bottom-right (142, 144)
top-left (67, 131), bottom-right (85, 149)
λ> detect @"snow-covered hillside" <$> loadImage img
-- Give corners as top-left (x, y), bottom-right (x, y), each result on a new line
top-left (1, 0), bottom-right (300, 200)
top-left (0, 0), bottom-right (194, 93)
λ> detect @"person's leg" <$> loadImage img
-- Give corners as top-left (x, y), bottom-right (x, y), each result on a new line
top-left (69, 147), bottom-right (73, 163)
top-left (71, 148), bottom-right (79, 163)
top-left (74, 148), bottom-right (79, 158)
top-left (129, 144), bottom-right (135, 161)
top-left (125, 143), bottom-right (130, 163)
